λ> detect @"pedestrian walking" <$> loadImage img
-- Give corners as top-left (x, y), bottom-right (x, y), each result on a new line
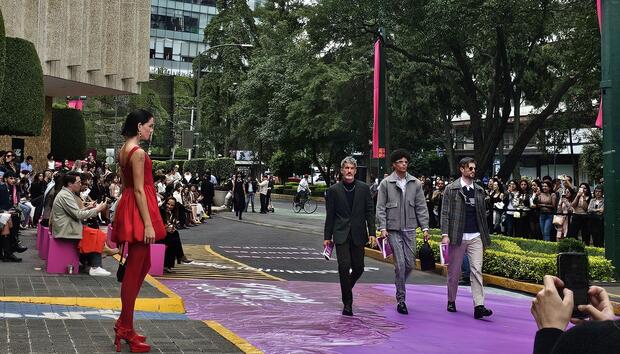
top-left (376, 149), bottom-right (430, 315)
top-left (232, 173), bottom-right (246, 220)
top-left (324, 157), bottom-right (375, 316)
top-left (441, 157), bottom-right (493, 319)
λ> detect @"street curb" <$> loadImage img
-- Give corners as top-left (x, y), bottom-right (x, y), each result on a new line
top-left (204, 320), bottom-right (264, 354)
top-left (364, 247), bottom-right (620, 315)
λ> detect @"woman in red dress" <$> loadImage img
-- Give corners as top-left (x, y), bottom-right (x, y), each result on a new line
top-left (112, 109), bottom-right (166, 352)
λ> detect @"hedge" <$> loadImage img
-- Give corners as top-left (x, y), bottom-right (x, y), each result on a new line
top-left (51, 108), bottom-right (86, 160)
top-left (151, 157), bottom-right (235, 184)
top-left (405, 230), bottom-right (615, 283)
top-left (0, 37), bottom-right (44, 135)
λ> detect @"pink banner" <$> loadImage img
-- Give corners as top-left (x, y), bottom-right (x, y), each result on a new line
top-left (67, 100), bottom-right (83, 110)
top-left (372, 40), bottom-right (380, 158)
top-left (595, 0), bottom-right (603, 128)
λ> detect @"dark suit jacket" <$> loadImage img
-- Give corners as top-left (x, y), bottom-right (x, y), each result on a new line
top-left (324, 180), bottom-right (376, 246)
top-left (0, 183), bottom-right (11, 211)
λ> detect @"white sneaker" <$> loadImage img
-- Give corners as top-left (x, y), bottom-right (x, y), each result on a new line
top-left (89, 267), bottom-right (111, 276)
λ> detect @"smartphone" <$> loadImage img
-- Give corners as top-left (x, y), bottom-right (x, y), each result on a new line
top-left (557, 252), bottom-right (590, 318)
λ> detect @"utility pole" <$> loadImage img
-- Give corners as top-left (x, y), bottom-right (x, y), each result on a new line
top-left (602, 0), bottom-right (620, 278)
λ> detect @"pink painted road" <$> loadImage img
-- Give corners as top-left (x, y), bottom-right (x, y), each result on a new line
top-left (161, 279), bottom-right (538, 354)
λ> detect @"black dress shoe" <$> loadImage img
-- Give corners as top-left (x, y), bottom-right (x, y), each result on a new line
top-left (458, 278), bottom-right (471, 286)
top-left (447, 301), bottom-right (457, 312)
top-left (397, 302), bottom-right (408, 315)
top-left (474, 305), bottom-right (493, 319)
top-left (13, 245), bottom-right (27, 253)
top-left (342, 304), bottom-right (353, 316)
top-left (2, 253), bottom-right (22, 262)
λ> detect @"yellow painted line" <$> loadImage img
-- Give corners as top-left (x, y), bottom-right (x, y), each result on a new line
top-left (0, 295), bottom-right (184, 313)
top-left (204, 320), bottom-right (263, 354)
top-left (204, 245), bottom-right (285, 282)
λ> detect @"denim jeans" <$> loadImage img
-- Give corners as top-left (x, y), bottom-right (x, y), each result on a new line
top-left (539, 214), bottom-right (554, 241)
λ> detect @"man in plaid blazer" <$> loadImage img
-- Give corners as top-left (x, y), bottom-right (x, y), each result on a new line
top-left (440, 157), bottom-right (493, 319)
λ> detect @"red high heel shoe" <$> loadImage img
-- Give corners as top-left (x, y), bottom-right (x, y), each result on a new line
top-left (114, 326), bottom-right (151, 353)
top-left (114, 324), bottom-right (146, 342)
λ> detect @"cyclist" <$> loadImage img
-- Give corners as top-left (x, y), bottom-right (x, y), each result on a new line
top-left (295, 174), bottom-right (311, 205)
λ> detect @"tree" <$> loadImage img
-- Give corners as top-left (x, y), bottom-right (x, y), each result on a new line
top-left (580, 129), bottom-right (603, 184)
top-left (307, 0), bottom-right (600, 180)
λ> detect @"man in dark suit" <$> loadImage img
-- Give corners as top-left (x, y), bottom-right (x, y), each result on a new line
top-left (324, 157), bottom-right (376, 316)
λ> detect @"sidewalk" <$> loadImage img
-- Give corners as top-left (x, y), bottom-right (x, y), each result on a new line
top-left (0, 229), bottom-right (260, 353)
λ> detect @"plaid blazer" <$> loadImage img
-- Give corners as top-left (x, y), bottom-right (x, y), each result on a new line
top-left (440, 178), bottom-right (491, 247)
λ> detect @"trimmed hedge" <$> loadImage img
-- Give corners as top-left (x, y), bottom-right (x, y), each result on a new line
top-left (407, 230), bottom-right (615, 283)
top-left (51, 108), bottom-right (86, 160)
top-left (0, 37), bottom-right (44, 135)
top-left (151, 157), bottom-right (234, 184)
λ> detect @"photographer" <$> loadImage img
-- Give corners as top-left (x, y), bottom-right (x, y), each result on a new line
top-left (531, 275), bottom-right (619, 353)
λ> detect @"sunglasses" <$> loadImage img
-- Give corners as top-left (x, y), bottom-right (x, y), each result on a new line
top-left (466, 166), bottom-right (476, 171)
top-left (5, 155), bottom-right (13, 158)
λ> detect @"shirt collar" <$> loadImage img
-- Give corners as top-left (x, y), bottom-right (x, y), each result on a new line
top-left (460, 177), bottom-right (474, 191)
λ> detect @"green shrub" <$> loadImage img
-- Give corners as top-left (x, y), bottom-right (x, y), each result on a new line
top-left (210, 157), bottom-right (235, 181)
top-left (410, 231), bottom-right (615, 282)
top-left (0, 37), bottom-right (44, 135)
top-left (184, 158), bottom-right (208, 176)
top-left (558, 238), bottom-right (586, 253)
top-left (151, 160), bottom-right (168, 175)
top-left (51, 108), bottom-right (86, 160)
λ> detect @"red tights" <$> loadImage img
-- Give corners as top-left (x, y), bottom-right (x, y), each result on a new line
top-left (117, 242), bottom-right (151, 330)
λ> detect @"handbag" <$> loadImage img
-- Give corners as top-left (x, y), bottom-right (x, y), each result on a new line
top-left (513, 211), bottom-right (521, 219)
top-left (418, 240), bottom-right (436, 271)
top-left (78, 226), bottom-right (106, 254)
top-left (116, 243), bottom-right (127, 282)
top-left (552, 215), bottom-right (566, 227)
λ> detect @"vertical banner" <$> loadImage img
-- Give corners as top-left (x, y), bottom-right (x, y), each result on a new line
top-left (373, 37), bottom-right (386, 158)
top-left (596, 0), bottom-right (603, 128)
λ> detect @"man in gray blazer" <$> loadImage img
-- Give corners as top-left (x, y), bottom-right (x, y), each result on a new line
top-left (441, 157), bottom-right (493, 319)
top-left (376, 149), bottom-right (430, 315)
top-left (324, 157), bottom-right (376, 316)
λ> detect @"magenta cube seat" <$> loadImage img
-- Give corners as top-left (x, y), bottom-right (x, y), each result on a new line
top-left (106, 225), bottom-right (117, 249)
top-left (148, 244), bottom-right (166, 276)
top-left (39, 227), bottom-right (50, 260)
top-left (36, 223), bottom-right (42, 250)
top-left (46, 236), bottom-right (80, 274)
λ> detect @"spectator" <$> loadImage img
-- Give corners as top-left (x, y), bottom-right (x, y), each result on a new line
top-left (108, 173), bottom-right (121, 201)
top-left (515, 179), bottom-right (532, 238)
top-left (1, 151), bottom-right (18, 175)
top-left (570, 183), bottom-right (592, 245)
top-left (232, 172), bottom-right (246, 220)
top-left (503, 180), bottom-right (519, 237)
top-left (431, 179), bottom-right (445, 229)
top-left (200, 173), bottom-right (214, 217)
top-left (51, 172), bottom-right (110, 276)
top-left (165, 168), bottom-right (176, 185)
top-left (258, 175), bottom-right (269, 214)
top-left (41, 173), bottom-right (63, 227)
top-left (266, 175), bottom-right (275, 212)
top-left (0, 171), bottom-right (20, 262)
top-left (588, 186), bottom-right (604, 247)
top-left (244, 176), bottom-right (257, 213)
top-left (60, 160), bottom-right (71, 172)
top-left (555, 187), bottom-right (574, 240)
top-left (529, 180), bottom-right (543, 239)
top-left (531, 275), bottom-right (619, 354)
top-left (157, 197), bottom-right (192, 273)
top-left (488, 179), bottom-right (504, 234)
top-left (172, 165), bottom-right (182, 184)
top-left (47, 153), bottom-right (56, 170)
top-left (20, 156), bottom-right (33, 174)
top-left (535, 181), bottom-right (558, 241)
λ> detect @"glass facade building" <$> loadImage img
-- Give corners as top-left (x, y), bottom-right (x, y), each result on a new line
top-left (150, 0), bottom-right (261, 75)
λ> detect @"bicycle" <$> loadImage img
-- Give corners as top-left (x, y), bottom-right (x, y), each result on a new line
top-left (292, 194), bottom-right (317, 214)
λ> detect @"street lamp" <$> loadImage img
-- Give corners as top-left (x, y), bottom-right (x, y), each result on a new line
top-left (193, 43), bottom-right (253, 159)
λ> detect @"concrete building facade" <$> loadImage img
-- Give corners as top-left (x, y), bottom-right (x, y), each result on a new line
top-left (0, 0), bottom-right (151, 171)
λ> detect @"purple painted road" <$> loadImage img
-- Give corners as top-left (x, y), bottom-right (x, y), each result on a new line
top-left (161, 279), bottom-right (538, 354)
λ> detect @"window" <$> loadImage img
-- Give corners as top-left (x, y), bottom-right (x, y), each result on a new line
top-left (164, 46), bottom-right (173, 60)
top-left (150, 6), bottom-right (202, 34)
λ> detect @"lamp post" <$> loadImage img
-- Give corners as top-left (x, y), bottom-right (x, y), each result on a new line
top-left (193, 43), bottom-right (253, 159)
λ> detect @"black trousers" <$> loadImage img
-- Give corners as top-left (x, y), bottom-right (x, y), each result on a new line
top-left (202, 198), bottom-right (213, 216)
top-left (335, 236), bottom-right (365, 306)
top-left (590, 216), bottom-right (604, 248)
top-left (157, 231), bottom-right (185, 268)
top-left (569, 214), bottom-right (591, 245)
top-left (259, 194), bottom-right (267, 213)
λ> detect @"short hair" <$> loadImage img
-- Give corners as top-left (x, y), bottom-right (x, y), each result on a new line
top-left (121, 109), bottom-right (153, 137)
top-left (594, 185), bottom-right (604, 193)
top-left (3, 170), bottom-right (17, 179)
top-left (47, 153), bottom-right (54, 160)
top-left (542, 175), bottom-right (552, 182)
top-left (26, 156), bottom-right (33, 161)
top-left (458, 157), bottom-right (476, 169)
top-left (390, 149), bottom-right (411, 164)
top-left (340, 156), bottom-right (357, 169)
top-left (62, 171), bottom-right (81, 187)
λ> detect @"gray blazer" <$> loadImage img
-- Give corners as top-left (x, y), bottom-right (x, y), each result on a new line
top-left (376, 172), bottom-right (429, 232)
top-left (51, 187), bottom-right (98, 239)
top-left (440, 178), bottom-right (491, 247)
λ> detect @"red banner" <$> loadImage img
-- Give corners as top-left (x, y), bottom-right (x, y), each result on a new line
top-left (596, 0), bottom-right (603, 128)
top-left (373, 38), bottom-right (386, 158)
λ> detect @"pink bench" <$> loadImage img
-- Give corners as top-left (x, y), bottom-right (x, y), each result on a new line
top-left (36, 223), bottom-right (41, 250)
top-left (39, 226), bottom-right (51, 260)
top-left (108, 225), bottom-right (166, 276)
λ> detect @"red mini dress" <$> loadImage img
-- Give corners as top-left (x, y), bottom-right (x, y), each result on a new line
top-left (112, 146), bottom-right (166, 244)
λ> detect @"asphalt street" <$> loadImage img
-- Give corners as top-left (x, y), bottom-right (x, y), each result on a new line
top-left (178, 200), bottom-right (445, 286)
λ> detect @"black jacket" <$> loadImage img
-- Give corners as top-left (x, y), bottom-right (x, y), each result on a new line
top-left (200, 179), bottom-right (215, 201)
top-left (244, 180), bottom-right (258, 194)
top-left (0, 183), bottom-right (12, 211)
top-left (324, 180), bottom-right (376, 246)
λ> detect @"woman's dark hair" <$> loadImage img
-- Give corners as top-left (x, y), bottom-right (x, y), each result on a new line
top-left (541, 180), bottom-right (553, 191)
top-left (579, 183), bottom-right (592, 198)
top-left (518, 179), bottom-right (531, 194)
top-left (563, 187), bottom-right (575, 202)
top-left (390, 149), bottom-right (411, 164)
top-left (121, 109), bottom-right (153, 137)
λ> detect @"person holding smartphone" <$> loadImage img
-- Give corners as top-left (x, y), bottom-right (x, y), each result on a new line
top-left (531, 275), bottom-right (619, 353)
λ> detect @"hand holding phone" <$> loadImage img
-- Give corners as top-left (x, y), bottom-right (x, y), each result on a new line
top-left (557, 252), bottom-right (590, 319)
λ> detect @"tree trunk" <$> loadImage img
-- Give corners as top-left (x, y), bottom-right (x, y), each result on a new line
top-left (512, 88), bottom-right (522, 180)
